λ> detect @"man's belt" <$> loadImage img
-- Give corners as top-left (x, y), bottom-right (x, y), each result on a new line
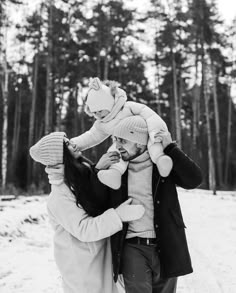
top-left (126, 237), bottom-right (157, 246)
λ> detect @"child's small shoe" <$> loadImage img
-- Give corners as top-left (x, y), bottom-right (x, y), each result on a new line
top-left (156, 155), bottom-right (173, 177)
top-left (98, 169), bottom-right (122, 190)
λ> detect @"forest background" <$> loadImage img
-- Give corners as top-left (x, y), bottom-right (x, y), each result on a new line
top-left (0, 0), bottom-right (236, 195)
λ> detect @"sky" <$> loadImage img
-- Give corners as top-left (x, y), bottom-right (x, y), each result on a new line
top-left (8, 0), bottom-right (236, 25)
top-left (7, 0), bottom-right (236, 52)
top-left (7, 0), bottom-right (236, 58)
top-left (126, 0), bottom-right (236, 23)
top-left (217, 0), bottom-right (236, 24)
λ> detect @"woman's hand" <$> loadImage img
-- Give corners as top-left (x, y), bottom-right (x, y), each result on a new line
top-left (45, 164), bottom-right (64, 185)
top-left (115, 198), bottom-right (145, 222)
top-left (95, 151), bottom-right (120, 170)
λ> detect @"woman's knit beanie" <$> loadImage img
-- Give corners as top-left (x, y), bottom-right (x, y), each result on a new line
top-left (113, 116), bottom-right (148, 145)
top-left (29, 132), bottom-right (66, 166)
top-left (86, 77), bottom-right (114, 113)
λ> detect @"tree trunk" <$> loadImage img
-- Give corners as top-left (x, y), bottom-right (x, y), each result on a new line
top-left (211, 62), bottom-right (223, 188)
top-left (192, 42), bottom-right (200, 158)
top-left (154, 24), bottom-right (162, 115)
top-left (55, 77), bottom-right (64, 131)
top-left (80, 87), bottom-right (86, 135)
top-left (154, 52), bottom-right (162, 115)
top-left (103, 52), bottom-right (109, 80)
top-left (156, 75), bottom-right (161, 115)
top-left (202, 58), bottom-right (216, 194)
top-left (0, 83), bottom-right (2, 182)
top-left (1, 46), bottom-right (9, 189)
top-left (118, 52), bottom-right (122, 83)
top-left (178, 69), bottom-right (183, 148)
top-left (27, 54), bottom-right (39, 185)
top-left (10, 82), bottom-right (22, 182)
top-left (224, 83), bottom-right (232, 185)
top-left (73, 85), bottom-right (79, 136)
top-left (45, 0), bottom-right (54, 134)
top-left (192, 85), bottom-right (200, 152)
top-left (171, 50), bottom-right (181, 144)
top-left (199, 0), bottom-right (216, 193)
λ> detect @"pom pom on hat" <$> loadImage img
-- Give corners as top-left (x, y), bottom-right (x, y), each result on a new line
top-left (113, 116), bottom-right (148, 145)
top-left (29, 132), bottom-right (66, 166)
top-left (86, 77), bottom-right (115, 113)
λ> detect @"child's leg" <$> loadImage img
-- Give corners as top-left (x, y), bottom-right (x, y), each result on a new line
top-left (148, 140), bottom-right (173, 177)
top-left (98, 143), bottom-right (128, 189)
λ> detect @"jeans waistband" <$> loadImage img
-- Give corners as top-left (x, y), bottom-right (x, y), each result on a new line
top-left (126, 237), bottom-right (157, 246)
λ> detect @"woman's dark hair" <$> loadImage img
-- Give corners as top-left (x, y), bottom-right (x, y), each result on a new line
top-left (63, 143), bottom-right (108, 217)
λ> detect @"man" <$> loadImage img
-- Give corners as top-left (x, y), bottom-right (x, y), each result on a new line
top-left (101, 115), bottom-right (202, 293)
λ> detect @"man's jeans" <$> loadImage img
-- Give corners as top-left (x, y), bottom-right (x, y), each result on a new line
top-left (121, 242), bottom-right (177, 293)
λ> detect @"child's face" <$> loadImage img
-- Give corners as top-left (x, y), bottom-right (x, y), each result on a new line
top-left (93, 110), bottom-right (110, 120)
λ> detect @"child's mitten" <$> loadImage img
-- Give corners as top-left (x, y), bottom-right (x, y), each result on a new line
top-left (156, 155), bottom-right (173, 177)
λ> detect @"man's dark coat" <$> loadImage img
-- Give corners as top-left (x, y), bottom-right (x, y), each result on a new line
top-left (108, 143), bottom-right (202, 282)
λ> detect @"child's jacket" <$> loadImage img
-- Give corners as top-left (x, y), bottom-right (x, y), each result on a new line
top-left (72, 89), bottom-right (168, 151)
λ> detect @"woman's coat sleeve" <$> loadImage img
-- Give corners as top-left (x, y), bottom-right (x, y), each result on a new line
top-left (47, 184), bottom-right (123, 242)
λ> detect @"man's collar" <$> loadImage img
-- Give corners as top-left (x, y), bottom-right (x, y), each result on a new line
top-left (130, 150), bottom-right (150, 163)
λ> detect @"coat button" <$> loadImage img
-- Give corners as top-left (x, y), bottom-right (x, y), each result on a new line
top-left (157, 200), bottom-right (160, 204)
top-left (155, 224), bottom-right (159, 228)
top-left (161, 179), bottom-right (165, 183)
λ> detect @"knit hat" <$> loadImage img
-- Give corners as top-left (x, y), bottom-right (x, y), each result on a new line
top-left (86, 77), bottom-right (115, 113)
top-left (113, 116), bottom-right (148, 145)
top-left (29, 132), bottom-right (66, 166)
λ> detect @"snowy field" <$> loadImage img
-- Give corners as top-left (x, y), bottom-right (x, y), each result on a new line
top-left (0, 188), bottom-right (236, 293)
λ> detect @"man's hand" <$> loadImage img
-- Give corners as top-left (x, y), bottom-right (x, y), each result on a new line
top-left (95, 151), bottom-right (120, 170)
top-left (154, 131), bottom-right (173, 149)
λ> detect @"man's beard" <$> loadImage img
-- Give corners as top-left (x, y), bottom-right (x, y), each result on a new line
top-left (122, 146), bottom-right (145, 161)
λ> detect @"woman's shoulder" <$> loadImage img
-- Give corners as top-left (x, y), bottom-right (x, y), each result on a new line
top-left (47, 183), bottom-right (76, 208)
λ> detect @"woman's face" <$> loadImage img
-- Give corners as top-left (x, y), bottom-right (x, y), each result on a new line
top-left (64, 137), bottom-right (81, 159)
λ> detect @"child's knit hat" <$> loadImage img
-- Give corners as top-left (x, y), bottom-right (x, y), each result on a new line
top-left (86, 77), bottom-right (114, 113)
top-left (113, 116), bottom-right (148, 145)
top-left (29, 132), bottom-right (66, 166)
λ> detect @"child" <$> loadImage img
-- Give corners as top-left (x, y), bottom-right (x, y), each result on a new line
top-left (71, 77), bottom-right (173, 189)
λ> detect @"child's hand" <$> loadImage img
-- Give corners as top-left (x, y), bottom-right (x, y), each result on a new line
top-left (154, 133), bottom-right (163, 143)
top-left (95, 151), bottom-right (120, 170)
top-left (154, 131), bottom-right (173, 149)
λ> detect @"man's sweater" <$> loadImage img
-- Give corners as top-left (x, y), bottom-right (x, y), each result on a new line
top-left (126, 151), bottom-right (156, 239)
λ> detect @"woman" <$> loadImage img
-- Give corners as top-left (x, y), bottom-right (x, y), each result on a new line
top-left (29, 132), bottom-right (144, 293)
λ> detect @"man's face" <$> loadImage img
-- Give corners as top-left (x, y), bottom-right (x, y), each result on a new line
top-left (114, 137), bottom-right (145, 161)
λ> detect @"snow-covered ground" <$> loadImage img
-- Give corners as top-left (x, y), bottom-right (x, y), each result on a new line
top-left (0, 189), bottom-right (236, 293)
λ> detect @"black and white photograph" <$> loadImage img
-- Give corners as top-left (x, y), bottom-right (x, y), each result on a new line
top-left (0, 0), bottom-right (236, 292)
